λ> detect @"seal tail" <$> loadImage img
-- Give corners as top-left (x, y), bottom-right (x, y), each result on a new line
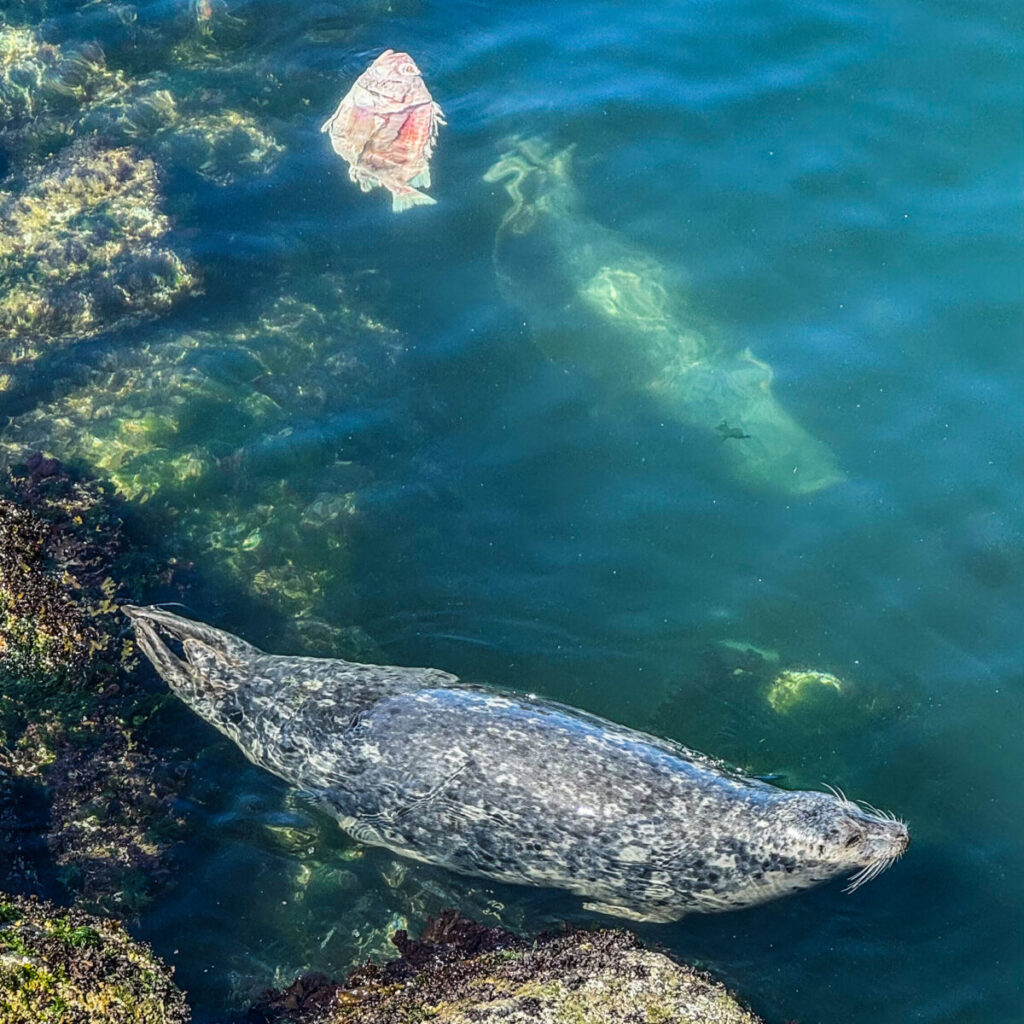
top-left (123, 605), bottom-right (258, 658)
top-left (122, 604), bottom-right (262, 694)
top-left (122, 605), bottom-right (197, 695)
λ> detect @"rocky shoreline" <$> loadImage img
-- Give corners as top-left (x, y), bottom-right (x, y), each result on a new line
top-left (0, 897), bottom-right (766, 1024)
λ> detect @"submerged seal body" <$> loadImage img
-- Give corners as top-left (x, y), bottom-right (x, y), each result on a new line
top-left (126, 606), bottom-right (908, 922)
top-left (483, 138), bottom-right (843, 496)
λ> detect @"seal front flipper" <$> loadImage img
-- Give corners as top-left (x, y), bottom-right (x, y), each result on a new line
top-left (581, 900), bottom-right (682, 924)
top-left (330, 757), bottom-right (475, 849)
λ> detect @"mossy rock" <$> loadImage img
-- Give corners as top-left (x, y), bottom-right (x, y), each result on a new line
top-left (0, 22), bottom-right (125, 137)
top-left (0, 455), bottom-right (136, 690)
top-left (0, 272), bottom-right (396, 647)
top-left (246, 910), bottom-right (765, 1024)
top-left (0, 892), bottom-right (189, 1024)
top-left (0, 139), bottom-right (198, 357)
top-left (0, 457), bottom-right (189, 914)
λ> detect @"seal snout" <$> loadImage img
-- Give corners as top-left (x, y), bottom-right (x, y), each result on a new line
top-left (843, 813), bottom-right (910, 893)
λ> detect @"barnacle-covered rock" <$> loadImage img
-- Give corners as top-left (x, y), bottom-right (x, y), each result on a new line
top-left (244, 910), bottom-right (765, 1024)
top-left (0, 893), bottom-right (189, 1024)
top-left (0, 140), bottom-right (198, 358)
top-left (0, 458), bottom-right (189, 913)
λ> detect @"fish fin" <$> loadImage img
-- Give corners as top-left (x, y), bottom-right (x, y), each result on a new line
top-left (409, 167), bottom-right (431, 188)
top-left (391, 188), bottom-right (436, 213)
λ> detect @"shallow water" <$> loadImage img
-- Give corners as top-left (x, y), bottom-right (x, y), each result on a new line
top-left (2, 0), bottom-right (1022, 1019)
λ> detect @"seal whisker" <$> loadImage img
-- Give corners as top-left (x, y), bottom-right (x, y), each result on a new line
top-left (843, 855), bottom-right (896, 893)
top-left (823, 781), bottom-right (858, 814)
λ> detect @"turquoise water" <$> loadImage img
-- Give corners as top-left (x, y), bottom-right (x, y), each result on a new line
top-left (2, 0), bottom-right (1022, 1019)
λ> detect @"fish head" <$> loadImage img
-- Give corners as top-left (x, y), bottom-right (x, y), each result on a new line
top-left (359, 49), bottom-right (429, 106)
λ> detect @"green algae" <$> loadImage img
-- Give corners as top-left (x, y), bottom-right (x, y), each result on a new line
top-left (0, 140), bottom-right (199, 358)
top-left (0, 272), bottom-right (396, 652)
top-left (766, 668), bottom-right (845, 715)
top-left (80, 84), bottom-right (285, 186)
top-left (0, 459), bottom-right (133, 689)
top-left (0, 22), bottom-right (126, 140)
top-left (0, 893), bottom-right (189, 1024)
top-left (248, 912), bottom-right (765, 1024)
top-left (0, 459), bottom-right (189, 916)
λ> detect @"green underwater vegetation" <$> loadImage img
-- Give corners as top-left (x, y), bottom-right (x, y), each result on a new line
top-left (0, 893), bottom-right (188, 1024)
top-left (243, 910), bottom-right (764, 1024)
top-left (0, 459), bottom-right (189, 917)
top-left (0, 140), bottom-right (198, 361)
top-left (0, 272), bottom-right (400, 653)
top-left (0, 21), bottom-right (126, 163)
top-left (654, 638), bottom-right (907, 794)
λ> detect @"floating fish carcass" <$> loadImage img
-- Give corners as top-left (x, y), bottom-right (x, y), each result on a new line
top-left (321, 49), bottom-right (445, 212)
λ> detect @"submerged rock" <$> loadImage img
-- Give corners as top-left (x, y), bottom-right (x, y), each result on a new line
top-left (0, 140), bottom-right (198, 359)
top-left (0, 892), bottom-right (189, 1024)
top-left (82, 85), bottom-right (285, 186)
top-left (1, 272), bottom-right (399, 650)
top-left (0, 22), bottom-right (127, 163)
top-left (244, 910), bottom-right (764, 1024)
top-left (655, 640), bottom-right (901, 790)
top-left (0, 454), bottom-right (138, 687)
top-left (766, 668), bottom-right (844, 715)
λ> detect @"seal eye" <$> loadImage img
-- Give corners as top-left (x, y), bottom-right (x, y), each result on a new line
top-left (400, 62), bottom-right (417, 75)
top-left (844, 832), bottom-right (862, 848)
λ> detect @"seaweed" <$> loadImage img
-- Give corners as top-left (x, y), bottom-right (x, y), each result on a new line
top-left (0, 457), bottom-right (190, 916)
top-left (0, 139), bottom-right (199, 360)
top-left (1, 272), bottom-right (401, 655)
top-left (0, 892), bottom-right (190, 1024)
top-left (242, 910), bottom-right (766, 1024)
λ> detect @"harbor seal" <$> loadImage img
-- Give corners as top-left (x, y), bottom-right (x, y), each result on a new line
top-left (483, 138), bottom-right (843, 496)
top-left (125, 605), bottom-right (908, 922)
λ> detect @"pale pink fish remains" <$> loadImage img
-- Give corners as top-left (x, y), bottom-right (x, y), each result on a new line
top-left (321, 49), bottom-right (445, 213)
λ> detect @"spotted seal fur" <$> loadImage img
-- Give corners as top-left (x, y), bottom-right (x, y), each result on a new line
top-left (124, 605), bottom-right (908, 922)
